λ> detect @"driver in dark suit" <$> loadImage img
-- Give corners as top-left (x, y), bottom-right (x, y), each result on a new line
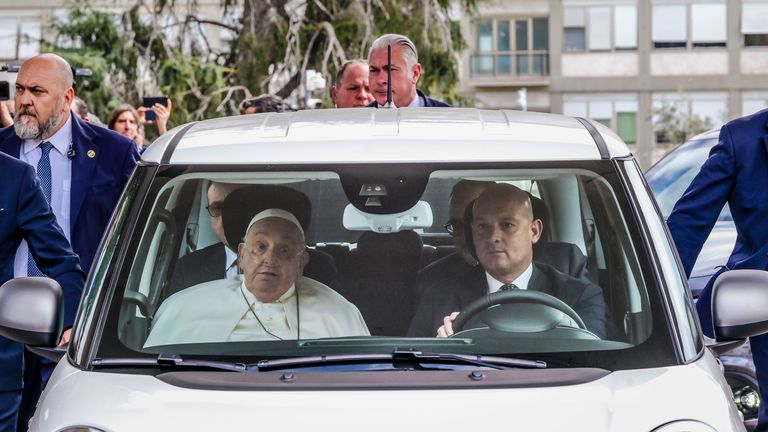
top-left (408, 183), bottom-right (607, 338)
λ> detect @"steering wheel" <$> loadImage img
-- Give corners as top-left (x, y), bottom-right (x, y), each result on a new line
top-left (451, 289), bottom-right (588, 334)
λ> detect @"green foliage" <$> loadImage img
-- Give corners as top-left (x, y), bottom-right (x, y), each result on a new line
top-left (45, 0), bottom-right (479, 134)
top-left (653, 98), bottom-right (716, 145)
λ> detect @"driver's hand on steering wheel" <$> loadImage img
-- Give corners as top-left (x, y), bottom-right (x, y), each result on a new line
top-left (436, 312), bottom-right (460, 337)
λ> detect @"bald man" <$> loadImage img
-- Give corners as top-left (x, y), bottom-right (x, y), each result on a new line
top-left (0, 53), bottom-right (139, 430)
top-left (408, 183), bottom-right (607, 338)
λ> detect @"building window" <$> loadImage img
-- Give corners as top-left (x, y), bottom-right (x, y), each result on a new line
top-left (742, 2), bottom-right (768, 46)
top-left (742, 91), bottom-right (768, 116)
top-left (652, 3), bottom-right (726, 49)
top-left (563, 5), bottom-right (637, 52)
top-left (0, 17), bottom-right (41, 60)
top-left (471, 17), bottom-right (549, 77)
top-left (563, 95), bottom-right (638, 144)
top-left (652, 92), bottom-right (727, 144)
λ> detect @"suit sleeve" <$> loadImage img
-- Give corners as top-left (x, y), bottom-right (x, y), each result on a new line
top-left (573, 281), bottom-right (608, 339)
top-left (667, 126), bottom-right (736, 277)
top-left (17, 164), bottom-right (85, 327)
top-left (406, 274), bottom-right (436, 337)
top-left (120, 139), bottom-right (140, 186)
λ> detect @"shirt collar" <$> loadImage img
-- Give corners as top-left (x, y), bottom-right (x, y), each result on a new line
top-left (486, 262), bottom-right (533, 293)
top-left (22, 112), bottom-right (73, 157)
top-left (407, 91), bottom-right (424, 108)
top-left (224, 246), bottom-right (238, 270)
top-left (239, 276), bottom-right (297, 305)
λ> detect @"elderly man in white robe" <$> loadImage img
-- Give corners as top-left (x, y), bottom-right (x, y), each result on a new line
top-left (145, 208), bottom-right (369, 346)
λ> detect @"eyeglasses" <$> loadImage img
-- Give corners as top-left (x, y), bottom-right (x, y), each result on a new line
top-left (206, 202), bottom-right (223, 218)
top-left (443, 219), bottom-right (463, 235)
top-left (245, 240), bottom-right (305, 262)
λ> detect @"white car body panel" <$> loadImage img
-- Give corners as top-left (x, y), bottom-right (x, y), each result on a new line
top-left (33, 352), bottom-right (742, 432)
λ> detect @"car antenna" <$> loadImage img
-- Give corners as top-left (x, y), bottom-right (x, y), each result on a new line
top-left (383, 44), bottom-right (395, 109)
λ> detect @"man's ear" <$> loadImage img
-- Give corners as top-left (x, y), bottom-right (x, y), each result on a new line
top-left (411, 63), bottom-right (422, 84)
top-left (64, 88), bottom-right (75, 113)
top-left (298, 250), bottom-right (310, 272)
top-left (531, 219), bottom-right (543, 244)
top-left (237, 242), bottom-right (246, 270)
top-left (330, 85), bottom-right (338, 105)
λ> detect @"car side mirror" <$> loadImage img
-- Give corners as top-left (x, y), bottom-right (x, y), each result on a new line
top-left (713, 270), bottom-right (768, 341)
top-left (0, 277), bottom-right (62, 347)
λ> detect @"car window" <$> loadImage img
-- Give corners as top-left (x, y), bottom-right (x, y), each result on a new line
top-left (646, 137), bottom-right (732, 222)
top-left (102, 163), bottom-right (676, 371)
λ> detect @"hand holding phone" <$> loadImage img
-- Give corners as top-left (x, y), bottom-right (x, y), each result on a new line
top-left (142, 96), bottom-right (169, 122)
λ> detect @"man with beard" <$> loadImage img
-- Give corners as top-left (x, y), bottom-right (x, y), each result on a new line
top-left (0, 53), bottom-right (139, 431)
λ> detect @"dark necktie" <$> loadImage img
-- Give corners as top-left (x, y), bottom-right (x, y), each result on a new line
top-left (27, 142), bottom-right (53, 277)
top-left (499, 283), bottom-right (519, 291)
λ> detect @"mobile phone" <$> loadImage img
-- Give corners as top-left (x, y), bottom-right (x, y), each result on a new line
top-left (142, 96), bottom-right (168, 122)
top-left (0, 81), bottom-right (9, 101)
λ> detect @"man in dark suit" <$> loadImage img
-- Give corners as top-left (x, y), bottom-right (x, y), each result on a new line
top-left (0, 53), bottom-right (139, 430)
top-left (367, 33), bottom-right (450, 108)
top-left (0, 152), bottom-right (85, 431)
top-left (667, 109), bottom-right (768, 432)
top-left (408, 183), bottom-right (606, 338)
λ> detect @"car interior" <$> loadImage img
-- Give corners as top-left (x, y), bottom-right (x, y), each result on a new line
top-left (116, 166), bottom-right (653, 353)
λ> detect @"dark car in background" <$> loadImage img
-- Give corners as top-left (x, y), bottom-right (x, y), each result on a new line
top-left (646, 129), bottom-right (758, 430)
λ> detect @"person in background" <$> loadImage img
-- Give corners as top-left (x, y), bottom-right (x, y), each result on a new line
top-left (108, 104), bottom-right (144, 149)
top-left (367, 33), bottom-right (450, 108)
top-left (0, 53), bottom-right (139, 432)
top-left (70, 96), bottom-right (103, 125)
top-left (241, 94), bottom-right (289, 114)
top-left (330, 59), bottom-right (374, 108)
top-left (0, 100), bottom-right (12, 128)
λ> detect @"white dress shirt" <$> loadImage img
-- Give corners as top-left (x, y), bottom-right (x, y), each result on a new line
top-left (14, 115), bottom-right (73, 277)
top-left (224, 246), bottom-right (238, 278)
top-left (486, 262), bottom-right (533, 293)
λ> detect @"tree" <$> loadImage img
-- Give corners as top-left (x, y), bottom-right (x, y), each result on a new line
top-left (46, 0), bottom-right (479, 137)
top-left (653, 98), bottom-right (716, 145)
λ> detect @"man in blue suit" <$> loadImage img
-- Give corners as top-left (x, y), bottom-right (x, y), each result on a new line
top-left (367, 34), bottom-right (450, 108)
top-left (0, 151), bottom-right (84, 431)
top-left (0, 53), bottom-right (139, 430)
top-left (668, 109), bottom-right (768, 432)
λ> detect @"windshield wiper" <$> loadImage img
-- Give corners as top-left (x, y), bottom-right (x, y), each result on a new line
top-left (92, 353), bottom-right (248, 372)
top-left (254, 348), bottom-right (546, 371)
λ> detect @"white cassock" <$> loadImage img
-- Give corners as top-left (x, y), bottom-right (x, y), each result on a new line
top-left (144, 275), bottom-right (369, 347)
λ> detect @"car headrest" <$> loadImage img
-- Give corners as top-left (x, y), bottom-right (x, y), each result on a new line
top-left (342, 201), bottom-right (433, 233)
top-left (356, 230), bottom-right (424, 257)
top-left (221, 185), bottom-right (311, 247)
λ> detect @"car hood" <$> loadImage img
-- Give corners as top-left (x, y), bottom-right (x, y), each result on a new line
top-left (33, 354), bottom-right (744, 431)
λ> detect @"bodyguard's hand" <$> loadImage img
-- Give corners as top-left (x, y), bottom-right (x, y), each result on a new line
top-left (436, 312), bottom-right (460, 337)
top-left (58, 328), bottom-right (72, 346)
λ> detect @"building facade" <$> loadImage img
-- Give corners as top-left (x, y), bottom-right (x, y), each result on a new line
top-left (460, 0), bottom-right (768, 168)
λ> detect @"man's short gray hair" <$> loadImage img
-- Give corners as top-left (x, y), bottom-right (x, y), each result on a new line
top-left (333, 59), bottom-right (368, 88)
top-left (369, 34), bottom-right (419, 69)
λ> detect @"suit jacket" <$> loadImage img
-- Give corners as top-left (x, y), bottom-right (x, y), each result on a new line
top-left (407, 262), bottom-right (607, 339)
top-left (0, 113), bottom-right (140, 274)
top-left (0, 152), bottom-right (85, 390)
top-left (368, 89), bottom-right (451, 108)
top-left (145, 276), bottom-right (368, 347)
top-left (167, 242), bottom-right (341, 297)
top-left (668, 108), bottom-right (768, 336)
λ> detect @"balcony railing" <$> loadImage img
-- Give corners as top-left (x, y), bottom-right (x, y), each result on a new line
top-left (470, 51), bottom-right (549, 78)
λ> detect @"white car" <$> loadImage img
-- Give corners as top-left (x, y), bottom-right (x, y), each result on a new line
top-left (0, 108), bottom-right (762, 432)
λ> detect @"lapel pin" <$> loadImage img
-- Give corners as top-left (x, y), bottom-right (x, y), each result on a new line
top-left (87, 150), bottom-right (96, 158)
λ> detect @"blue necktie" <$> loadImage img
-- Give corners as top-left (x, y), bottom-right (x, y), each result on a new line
top-left (27, 142), bottom-right (53, 277)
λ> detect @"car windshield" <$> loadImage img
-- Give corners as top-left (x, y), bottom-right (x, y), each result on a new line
top-left (97, 162), bottom-right (676, 371)
top-left (646, 135), bottom-right (732, 223)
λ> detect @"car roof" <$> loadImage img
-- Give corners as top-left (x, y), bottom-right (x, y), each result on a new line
top-left (141, 108), bottom-right (632, 164)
